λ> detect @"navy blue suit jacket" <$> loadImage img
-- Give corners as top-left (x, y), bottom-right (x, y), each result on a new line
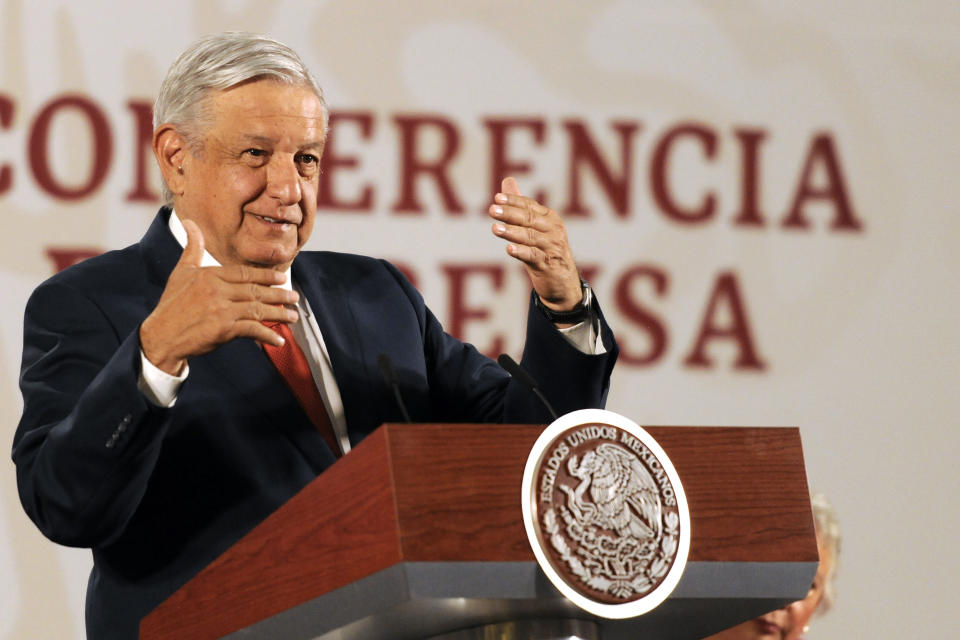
top-left (13, 208), bottom-right (617, 639)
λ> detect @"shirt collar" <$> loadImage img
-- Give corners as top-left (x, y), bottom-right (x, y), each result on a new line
top-left (168, 209), bottom-right (294, 291)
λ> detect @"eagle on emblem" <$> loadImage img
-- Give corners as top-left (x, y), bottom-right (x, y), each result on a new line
top-left (561, 443), bottom-right (663, 540)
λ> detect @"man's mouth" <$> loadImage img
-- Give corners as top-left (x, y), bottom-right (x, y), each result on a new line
top-left (253, 214), bottom-right (297, 227)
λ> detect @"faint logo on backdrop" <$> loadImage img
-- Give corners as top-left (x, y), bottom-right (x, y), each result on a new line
top-left (522, 409), bottom-right (690, 618)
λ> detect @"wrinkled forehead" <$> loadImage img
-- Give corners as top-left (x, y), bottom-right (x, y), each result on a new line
top-left (198, 79), bottom-right (327, 143)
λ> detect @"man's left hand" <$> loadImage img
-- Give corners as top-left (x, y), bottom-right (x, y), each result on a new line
top-left (489, 177), bottom-right (583, 312)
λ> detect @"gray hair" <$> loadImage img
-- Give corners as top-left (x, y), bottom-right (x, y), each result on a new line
top-left (810, 491), bottom-right (841, 615)
top-left (154, 32), bottom-right (328, 204)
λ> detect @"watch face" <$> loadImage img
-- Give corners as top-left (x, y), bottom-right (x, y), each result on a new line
top-left (581, 282), bottom-right (592, 307)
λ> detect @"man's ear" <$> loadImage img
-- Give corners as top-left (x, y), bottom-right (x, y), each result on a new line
top-left (153, 125), bottom-right (189, 197)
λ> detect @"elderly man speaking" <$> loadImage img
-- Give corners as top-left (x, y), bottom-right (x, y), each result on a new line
top-left (13, 33), bottom-right (617, 639)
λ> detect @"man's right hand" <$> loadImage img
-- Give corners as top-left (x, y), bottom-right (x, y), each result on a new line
top-left (139, 219), bottom-right (300, 375)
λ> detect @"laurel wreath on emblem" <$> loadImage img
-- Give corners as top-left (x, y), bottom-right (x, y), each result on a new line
top-left (542, 442), bottom-right (681, 600)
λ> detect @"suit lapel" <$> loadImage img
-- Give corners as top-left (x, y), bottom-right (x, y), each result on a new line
top-left (139, 208), bottom-right (181, 302)
top-left (292, 254), bottom-right (382, 444)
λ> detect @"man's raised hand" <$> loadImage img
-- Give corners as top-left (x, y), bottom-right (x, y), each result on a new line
top-left (139, 219), bottom-right (299, 375)
top-left (488, 177), bottom-right (583, 312)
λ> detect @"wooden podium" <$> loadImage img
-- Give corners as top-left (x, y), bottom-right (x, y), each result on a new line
top-left (140, 424), bottom-right (817, 640)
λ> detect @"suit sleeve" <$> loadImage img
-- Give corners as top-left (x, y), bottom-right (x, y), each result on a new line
top-left (382, 261), bottom-right (618, 425)
top-left (510, 293), bottom-right (618, 419)
top-left (12, 280), bottom-right (173, 547)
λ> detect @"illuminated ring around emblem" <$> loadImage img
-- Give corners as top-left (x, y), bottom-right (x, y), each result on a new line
top-left (521, 409), bottom-right (691, 619)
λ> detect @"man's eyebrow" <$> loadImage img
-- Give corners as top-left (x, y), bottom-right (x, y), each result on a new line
top-left (234, 135), bottom-right (324, 151)
top-left (235, 135), bottom-right (275, 147)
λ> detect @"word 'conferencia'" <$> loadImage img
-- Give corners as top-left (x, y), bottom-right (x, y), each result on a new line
top-left (3, 94), bottom-right (861, 232)
top-left (4, 94), bottom-right (864, 373)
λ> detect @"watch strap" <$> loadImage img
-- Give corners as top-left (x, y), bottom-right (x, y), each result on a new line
top-left (533, 279), bottom-right (593, 324)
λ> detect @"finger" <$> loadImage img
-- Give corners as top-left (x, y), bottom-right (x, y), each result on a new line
top-left (501, 176), bottom-right (522, 196)
top-left (490, 203), bottom-right (554, 231)
top-left (492, 221), bottom-right (545, 250)
top-left (503, 241), bottom-right (574, 273)
top-left (232, 319), bottom-right (288, 347)
top-left (503, 241), bottom-right (539, 267)
top-left (207, 303), bottom-right (297, 344)
top-left (494, 178), bottom-right (550, 215)
top-left (222, 281), bottom-right (300, 305)
top-left (218, 264), bottom-right (288, 286)
top-left (179, 219), bottom-right (205, 267)
top-left (494, 224), bottom-right (576, 271)
top-left (232, 301), bottom-right (299, 324)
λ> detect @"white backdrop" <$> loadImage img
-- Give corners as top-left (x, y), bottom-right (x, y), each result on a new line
top-left (2, 2), bottom-right (959, 638)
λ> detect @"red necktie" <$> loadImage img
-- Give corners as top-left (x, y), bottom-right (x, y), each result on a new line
top-left (262, 322), bottom-right (341, 457)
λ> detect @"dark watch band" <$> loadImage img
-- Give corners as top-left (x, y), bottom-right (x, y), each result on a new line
top-left (533, 279), bottom-right (594, 324)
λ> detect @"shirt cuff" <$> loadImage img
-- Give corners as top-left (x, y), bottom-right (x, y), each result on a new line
top-left (138, 350), bottom-right (188, 407)
top-left (558, 319), bottom-right (606, 355)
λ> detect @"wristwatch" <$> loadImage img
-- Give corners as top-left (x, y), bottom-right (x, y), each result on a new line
top-left (533, 279), bottom-right (594, 324)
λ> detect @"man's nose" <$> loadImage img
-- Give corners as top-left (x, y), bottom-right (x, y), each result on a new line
top-left (266, 156), bottom-right (302, 205)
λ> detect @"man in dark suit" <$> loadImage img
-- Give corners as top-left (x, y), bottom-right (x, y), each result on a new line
top-left (13, 33), bottom-right (617, 639)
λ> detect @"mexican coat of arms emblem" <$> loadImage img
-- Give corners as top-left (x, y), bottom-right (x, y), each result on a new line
top-left (521, 409), bottom-right (690, 618)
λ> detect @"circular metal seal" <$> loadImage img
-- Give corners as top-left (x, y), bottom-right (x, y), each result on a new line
top-left (521, 409), bottom-right (690, 618)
